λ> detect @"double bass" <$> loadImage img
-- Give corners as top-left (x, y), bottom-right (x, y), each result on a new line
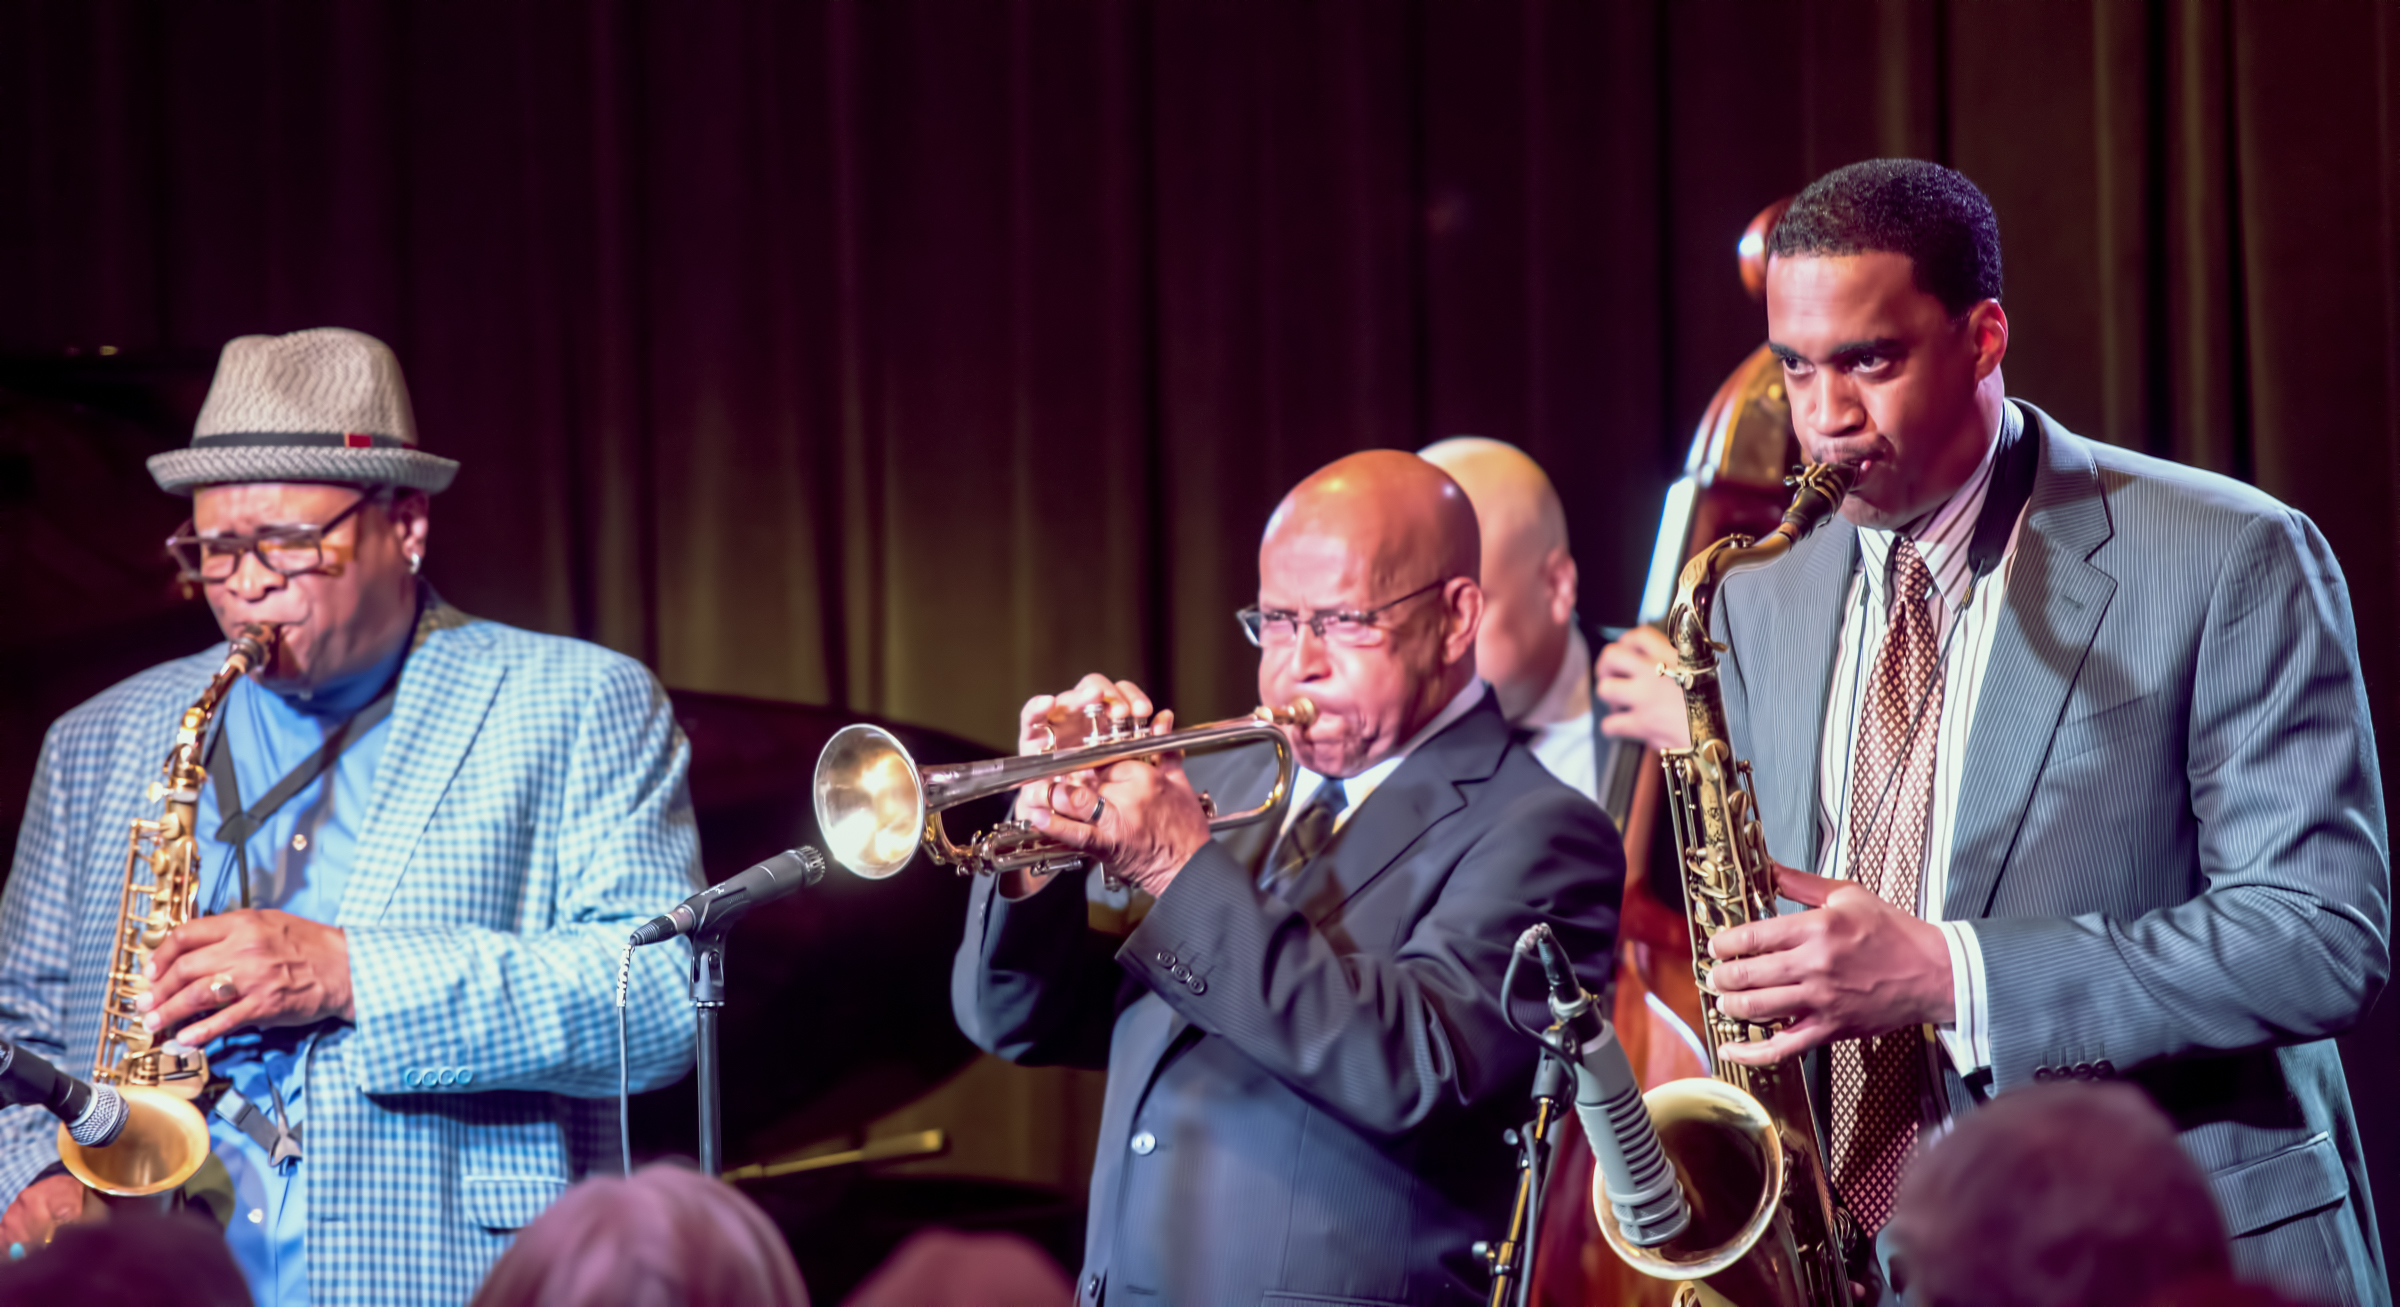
top-left (1532, 198), bottom-right (1800, 1307)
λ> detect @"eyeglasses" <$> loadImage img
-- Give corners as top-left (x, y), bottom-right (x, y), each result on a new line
top-left (167, 491), bottom-right (381, 585)
top-left (1235, 577), bottom-right (1455, 649)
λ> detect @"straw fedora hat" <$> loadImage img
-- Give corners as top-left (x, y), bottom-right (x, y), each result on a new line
top-left (147, 328), bottom-right (460, 495)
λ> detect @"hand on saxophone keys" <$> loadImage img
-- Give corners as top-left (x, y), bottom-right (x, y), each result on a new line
top-left (131, 908), bottom-right (357, 1049)
top-left (1013, 674), bottom-right (1214, 898)
top-left (1701, 865), bottom-right (1957, 1067)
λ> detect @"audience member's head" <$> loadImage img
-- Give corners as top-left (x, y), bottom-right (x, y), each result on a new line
top-left (0, 1211), bottom-right (249, 1307)
top-left (1416, 437), bottom-right (1580, 724)
top-left (1888, 1081), bottom-right (2228, 1307)
top-left (844, 1228), bottom-right (1075, 1307)
top-left (469, 1164), bottom-right (807, 1307)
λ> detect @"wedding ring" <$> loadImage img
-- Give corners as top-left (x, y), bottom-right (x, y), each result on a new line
top-left (208, 973), bottom-right (239, 1006)
top-left (1089, 796), bottom-right (1107, 825)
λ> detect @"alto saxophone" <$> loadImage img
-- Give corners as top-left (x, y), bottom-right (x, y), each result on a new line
top-left (59, 623), bottom-right (277, 1200)
top-left (1589, 463), bottom-right (1857, 1306)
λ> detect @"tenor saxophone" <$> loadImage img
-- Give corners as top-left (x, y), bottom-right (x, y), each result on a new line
top-left (1588, 463), bottom-right (1857, 1306)
top-left (59, 623), bottom-right (277, 1200)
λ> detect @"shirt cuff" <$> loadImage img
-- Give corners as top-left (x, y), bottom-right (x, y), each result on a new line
top-left (1933, 919), bottom-right (1991, 1075)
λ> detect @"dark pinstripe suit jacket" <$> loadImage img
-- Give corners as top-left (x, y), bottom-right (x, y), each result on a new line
top-left (1716, 403), bottom-right (2390, 1304)
top-left (951, 691), bottom-right (1623, 1306)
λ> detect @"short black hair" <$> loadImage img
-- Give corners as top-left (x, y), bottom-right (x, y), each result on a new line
top-left (1768, 158), bottom-right (2002, 316)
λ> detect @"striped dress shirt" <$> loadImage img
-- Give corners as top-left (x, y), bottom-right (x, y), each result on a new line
top-left (1814, 405), bottom-right (2027, 1084)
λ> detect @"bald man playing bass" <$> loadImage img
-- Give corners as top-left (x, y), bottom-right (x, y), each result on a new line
top-left (1418, 438), bottom-right (1602, 804)
top-left (952, 451), bottom-right (1624, 1307)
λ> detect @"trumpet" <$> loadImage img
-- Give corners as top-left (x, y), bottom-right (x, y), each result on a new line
top-left (812, 700), bottom-right (1317, 879)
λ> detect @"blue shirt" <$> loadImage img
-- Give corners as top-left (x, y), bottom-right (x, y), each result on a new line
top-left (192, 637), bottom-right (406, 1307)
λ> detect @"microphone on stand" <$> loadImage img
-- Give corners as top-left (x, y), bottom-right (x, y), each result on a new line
top-left (0, 1041), bottom-right (128, 1149)
top-left (631, 847), bottom-right (828, 947)
top-left (1517, 924), bottom-right (1692, 1247)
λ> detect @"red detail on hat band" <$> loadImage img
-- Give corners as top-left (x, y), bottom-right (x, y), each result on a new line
top-left (344, 432), bottom-right (373, 448)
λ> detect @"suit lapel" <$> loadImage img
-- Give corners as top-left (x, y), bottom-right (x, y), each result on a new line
top-left (1944, 411), bottom-right (2117, 919)
top-left (338, 615), bottom-right (506, 926)
top-left (1283, 693), bottom-right (1505, 920)
top-left (1750, 517), bottom-right (1858, 872)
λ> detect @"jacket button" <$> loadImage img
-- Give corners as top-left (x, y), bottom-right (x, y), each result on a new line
top-left (1084, 1273), bottom-right (1101, 1300)
top-left (436, 1068), bottom-right (457, 1086)
top-left (403, 1068), bottom-right (421, 1087)
top-left (1130, 1131), bottom-right (1156, 1155)
top-left (2070, 1062), bottom-right (2093, 1080)
top-left (457, 1068), bottom-right (474, 1085)
top-left (2032, 1067), bottom-right (2051, 1082)
top-left (1190, 979), bottom-right (1207, 995)
top-left (1155, 951), bottom-right (1176, 967)
top-left (2093, 1060), bottom-right (2115, 1079)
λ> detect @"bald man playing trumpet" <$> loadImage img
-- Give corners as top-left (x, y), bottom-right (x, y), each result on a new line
top-left (952, 451), bottom-right (1623, 1307)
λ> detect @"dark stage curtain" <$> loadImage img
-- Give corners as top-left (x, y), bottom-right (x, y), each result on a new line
top-left (3, 0), bottom-right (2397, 1265)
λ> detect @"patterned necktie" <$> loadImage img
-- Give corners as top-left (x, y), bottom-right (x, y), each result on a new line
top-left (1829, 537), bottom-right (1945, 1234)
top-left (1261, 779), bottom-right (1346, 894)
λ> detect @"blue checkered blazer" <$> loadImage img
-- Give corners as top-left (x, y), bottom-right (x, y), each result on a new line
top-left (0, 604), bottom-right (701, 1305)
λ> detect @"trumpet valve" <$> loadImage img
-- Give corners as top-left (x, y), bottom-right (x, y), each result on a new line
top-left (1079, 702), bottom-right (1148, 747)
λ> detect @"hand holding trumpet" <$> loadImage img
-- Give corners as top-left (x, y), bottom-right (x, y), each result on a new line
top-left (1014, 673), bottom-right (1214, 897)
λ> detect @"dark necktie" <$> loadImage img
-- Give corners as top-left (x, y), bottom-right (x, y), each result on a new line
top-left (1261, 779), bottom-right (1346, 894)
top-left (1829, 537), bottom-right (1945, 1235)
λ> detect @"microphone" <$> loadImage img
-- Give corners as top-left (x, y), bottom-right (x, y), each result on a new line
top-left (0, 1041), bottom-right (128, 1149)
top-left (1517, 924), bottom-right (1691, 1247)
top-left (631, 847), bottom-right (827, 947)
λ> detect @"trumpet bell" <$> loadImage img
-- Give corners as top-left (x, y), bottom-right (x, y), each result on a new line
top-left (58, 1084), bottom-right (213, 1198)
top-left (813, 725), bottom-right (926, 880)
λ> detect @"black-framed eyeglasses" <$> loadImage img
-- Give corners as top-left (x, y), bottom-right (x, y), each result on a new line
top-left (1235, 576), bottom-right (1456, 649)
top-left (166, 490), bottom-right (383, 585)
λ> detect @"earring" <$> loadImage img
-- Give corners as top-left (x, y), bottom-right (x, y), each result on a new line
top-left (408, 551), bottom-right (423, 576)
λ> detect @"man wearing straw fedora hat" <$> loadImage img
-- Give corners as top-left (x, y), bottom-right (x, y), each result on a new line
top-left (0, 328), bottom-right (701, 1305)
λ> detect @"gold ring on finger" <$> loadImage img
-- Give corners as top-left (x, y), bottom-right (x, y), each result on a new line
top-left (208, 973), bottom-right (239, 1006)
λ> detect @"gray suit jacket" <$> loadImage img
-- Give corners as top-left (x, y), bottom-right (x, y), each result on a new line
top-left (952, 691), bottom-right (1624, 1306)
top-left (1716, 403), bottom-right (2390, 1304)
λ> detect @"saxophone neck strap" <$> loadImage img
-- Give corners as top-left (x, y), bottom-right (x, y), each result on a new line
top-left (206, 670), bottom-right (402, 910)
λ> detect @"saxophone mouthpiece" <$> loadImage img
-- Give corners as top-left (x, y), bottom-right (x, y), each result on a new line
top-left (1780, 461), bottom-right (1858, 535)
top-left (230, 623), bottom-right (281, 674)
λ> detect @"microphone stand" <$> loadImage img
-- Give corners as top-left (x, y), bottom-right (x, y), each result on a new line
top-left (1484, 1025), bottom-right (1570, 1307)
top-left (689, 923), bottom-right (732, 1177)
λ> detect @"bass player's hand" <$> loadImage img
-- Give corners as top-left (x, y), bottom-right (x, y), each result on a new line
top-left (1595, 626), bottom-right (1691, 753)
top-left (0, 1172), bottom-right (89, 1255)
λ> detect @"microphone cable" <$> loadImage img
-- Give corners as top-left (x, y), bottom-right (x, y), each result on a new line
top-left (617, 936), bottom-right (637, 1177)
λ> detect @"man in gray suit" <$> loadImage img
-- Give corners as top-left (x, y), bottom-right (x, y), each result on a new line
top-left (1692, 159), bottom-right (2387, 1302)
top-left (952, 451), bottom-right (1623, 1306)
